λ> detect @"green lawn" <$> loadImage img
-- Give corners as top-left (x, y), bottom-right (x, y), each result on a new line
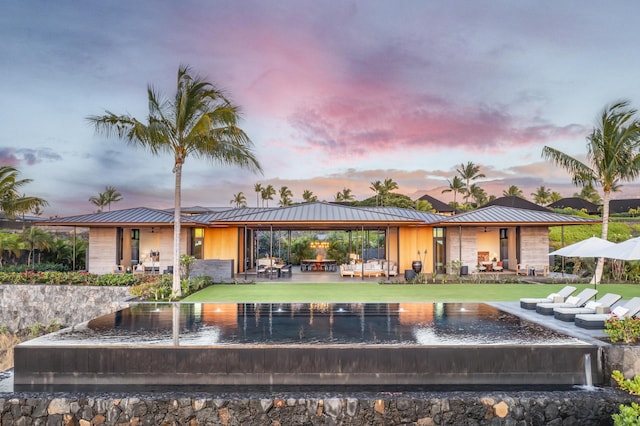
top-left (182, 282), bottom-right (639, 303)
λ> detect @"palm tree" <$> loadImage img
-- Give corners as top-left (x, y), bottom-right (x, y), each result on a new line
top-left (335, 187), bottom-right (354, 202)
top-left (442, 176), bottom-right (465, 205)
top-left (87, 65), bottom-right (261, 296)
top-left (88, 193), bottom-right (108, 213)
top-left (415, 200), bottom-right (434, 212)
top-left (531, 186), bottom-right (552, 205)
top-left (573, 183), bottom-right (603, 205)
top-left (468, 184), bottom-right (487, 206)
top-left (261, 184), bottom-right (275, 207)
top-left (254, 183), bottom-right (263, 207)
top-left (550, 191), bottom-right (563, 203)
top-left (369, 180), bottom-right (383, 206)
top-left (89, 186), bottom-right (123, 212)
top-left (103, 186), bottom-right (122, 211)
top-left (230, 192), bottom-right (247, 208)
top-left (503, 185), bottom-right (524, 198)
top-left (0, 232), bottom-right (22, 267)
top-left (456, 162), bottom-right (485, 205)
top-left (543, 99), bottom-right (640, 284)
top-left (302, 189), bottom-right (317, 202)
top-left (21, 226), bottom-right (52, 267)
top-left (0, 166), bottom-right (48, 218)
top-left (278, 186), bottom-right (293, 206)
top-left (380, 178), bottom-right (398, 206)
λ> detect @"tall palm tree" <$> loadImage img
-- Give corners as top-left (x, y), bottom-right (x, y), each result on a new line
top-left (456, 162), bottom-right (485, 205)
top-left (103, 186), bottom-right (122, 211)
top-left (278, 186), bottom-right (293, 206)
top-left (230, 192), bottom-right (247, 208)
top-left (261, 184), bottom-right (275, 207)
top-left (543, 99), bottom-right (640, 284)
top-left (503, 185), bottom-right (524, 198)
top-left (468, 184), bottom-right (487, 206)
top-left (335, 187), bottom-right (354, 202)
top-left (0, 166), bottom-right (47, 218)
top-left (380, 178), bottom-right (398, 206)
top-left (302, 189), bottom-right (317, 202)
top-left (88, 193), bottom-right (108, 213)
top-left (531, 186), bottom-right (552, 205)
top-left (369, 180), bottom-right (383, 206)
top-left (87, 65), bottom-right (261, 296)
top-left (254, 183), bottom-right (263, 207)
top-left (21, 226), bottom-right (52, 267)
top-left (549, 191), bottom-right (563, 203)
top-left (573, 183), bottom-right (603, 205)
top-left (441, 176), bottom-right (465, 205)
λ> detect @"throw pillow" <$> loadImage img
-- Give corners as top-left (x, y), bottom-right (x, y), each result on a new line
top-left (565, 296), bottom-right (580, 305)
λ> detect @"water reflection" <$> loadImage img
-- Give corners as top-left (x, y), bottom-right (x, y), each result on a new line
top-left (31, 302), bottom-right (586, 347)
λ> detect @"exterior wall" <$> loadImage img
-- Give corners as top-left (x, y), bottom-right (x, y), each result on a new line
top-left (386, 227), bottom-right (399, 265)
top-left (204, 228), bottom-right (239, 264)
top-left (398, 227), bottom-right (432, 273)
top-left (517, 227), bottom-right (550, 268)
top-left (446, 227), bottom-right (478, 273)
top-left (88, 228), bottom-right (118, 274)
top-left (89, 227), bottom-right (188, 274)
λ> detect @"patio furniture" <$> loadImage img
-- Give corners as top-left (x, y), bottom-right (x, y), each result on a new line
top-left (575, 297), bottom-right (640, 329)
top-left (492, 261), bottom-right (504, 272)
top-left (534, 265), bottom-right (549, 277)
top-left (516, 264), bottom-right (528, 276)
top-left (553, 293), bottom-right (622, 322)
top-left (519, 285), bottom-right (577, 310)
top-left (112, 265), bottom-right (124, 274)
top-left (339, 264), bottom-right (355, 277)
top-left (535, 288), bottom-right (598, 315)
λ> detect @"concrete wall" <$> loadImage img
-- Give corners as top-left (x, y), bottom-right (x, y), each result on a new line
top-left (0, 285), bottom-right (133, 332)
top-left (190, 259), bottom-right (234, 281)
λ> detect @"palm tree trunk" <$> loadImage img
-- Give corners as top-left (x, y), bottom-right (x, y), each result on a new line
top-left (172, 165), bottom-right (183, 297)
top-left (593, 190), bottom-right (611, 285)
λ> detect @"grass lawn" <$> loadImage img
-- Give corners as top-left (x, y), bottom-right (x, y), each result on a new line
top-left (182, 282), bottom-right (639, 303)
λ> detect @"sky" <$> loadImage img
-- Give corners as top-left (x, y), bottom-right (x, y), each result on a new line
top-left (2, 1), bottom-right (640, 217)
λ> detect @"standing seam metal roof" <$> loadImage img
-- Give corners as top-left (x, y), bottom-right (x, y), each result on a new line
top-left (439, 205), bottom-right (599, 224)
top-left (37, 207), bottom-right (206, 225)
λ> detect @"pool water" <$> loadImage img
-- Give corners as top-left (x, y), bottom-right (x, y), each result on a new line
top-left (29, 302), bottom-right (586, 346)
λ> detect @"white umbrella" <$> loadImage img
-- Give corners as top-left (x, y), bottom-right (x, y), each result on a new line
top-left (549, 237), bottom-right (615, 258)
top-left (596, 236), bottom-right (640, 260)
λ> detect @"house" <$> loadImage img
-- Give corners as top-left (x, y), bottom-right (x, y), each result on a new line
top-left (609, 199), bottom-right (640, 214)
top-left (37, 201), bottom-right (598, 277)
top-left (415, 194), bottom-right (456, 215)
top-left (482, 195), bottom-right (551, 212)
top-left (547, 197), bottom-right (600, 215)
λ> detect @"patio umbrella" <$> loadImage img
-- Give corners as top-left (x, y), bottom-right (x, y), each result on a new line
top-left (595, 236), bottom-right (640, 261)
top-left (548, 237), bottom-right (615, 258)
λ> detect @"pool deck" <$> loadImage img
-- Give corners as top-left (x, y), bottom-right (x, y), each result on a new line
top-left (489, 301), bottom-right (609, 344)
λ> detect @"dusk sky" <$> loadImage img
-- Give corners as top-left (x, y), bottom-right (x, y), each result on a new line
top-left (2, 1), bottom-right (640, 217)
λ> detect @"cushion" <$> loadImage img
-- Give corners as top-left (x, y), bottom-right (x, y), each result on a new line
top-left (565, 296), bottom-right (580, 305)
top-left (584, 301), bottom-right (601, 310)
top-left (612, 306), bottom-right (629, 318)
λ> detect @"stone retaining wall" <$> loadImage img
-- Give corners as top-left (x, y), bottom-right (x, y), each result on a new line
top-left (0, 285), bottom-right (133, 332)
top-left (0, 391), bottom-right (635, 425)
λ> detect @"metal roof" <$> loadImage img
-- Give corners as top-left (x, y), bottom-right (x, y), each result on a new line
top-left (482, 196), bottom-right (551, 212)
top-left (207, 202), bottom-right (424, 228)
top-left (364, 207), bottom-right (445, 223)
top-left (438, 205), bottom-right (600, 226)
top-left (416, 194), bottom-right (455, 212)
top-left (36, 207), bottom-right (206, 226)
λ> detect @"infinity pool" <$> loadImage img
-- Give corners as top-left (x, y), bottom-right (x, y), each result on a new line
top-left (25, 302), bottom-right (586, 346)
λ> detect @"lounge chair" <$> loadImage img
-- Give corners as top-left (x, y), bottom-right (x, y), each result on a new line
top-left (553, 293), bottom-right (622, 322)
top-left (516, 264), bottom-right (528, 276)
top-left (519, 285), bottom-right (577, 310)
top-left (575, 297), bottom-right (640, 329)
top-left (535, 288), bottom-right (598, 315)
top-left (534, 265), bottom-right (549, 277)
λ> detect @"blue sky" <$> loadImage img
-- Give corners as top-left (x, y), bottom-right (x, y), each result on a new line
top-left (2, 1), bottom-right (640, 216)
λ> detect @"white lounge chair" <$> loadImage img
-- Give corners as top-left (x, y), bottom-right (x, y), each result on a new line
top-left (519, 285), bottom-right (577, 310)
top-left (553, 293), bottom-right (621, 322)
top-left (575, 297), bottom-right (640, 329)
top-left (535, 288), bottom-right (598, 315)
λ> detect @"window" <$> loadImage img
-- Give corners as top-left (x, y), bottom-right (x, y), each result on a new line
top-left (433, 227), bottom-right (446, 273)
top-left (191, 228), bottom-right (204, 259)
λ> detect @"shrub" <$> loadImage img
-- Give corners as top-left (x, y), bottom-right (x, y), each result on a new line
top-left (605, 317), bottom-right (640, 344)
top-left (612, 370), bottom-right (640, 425)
